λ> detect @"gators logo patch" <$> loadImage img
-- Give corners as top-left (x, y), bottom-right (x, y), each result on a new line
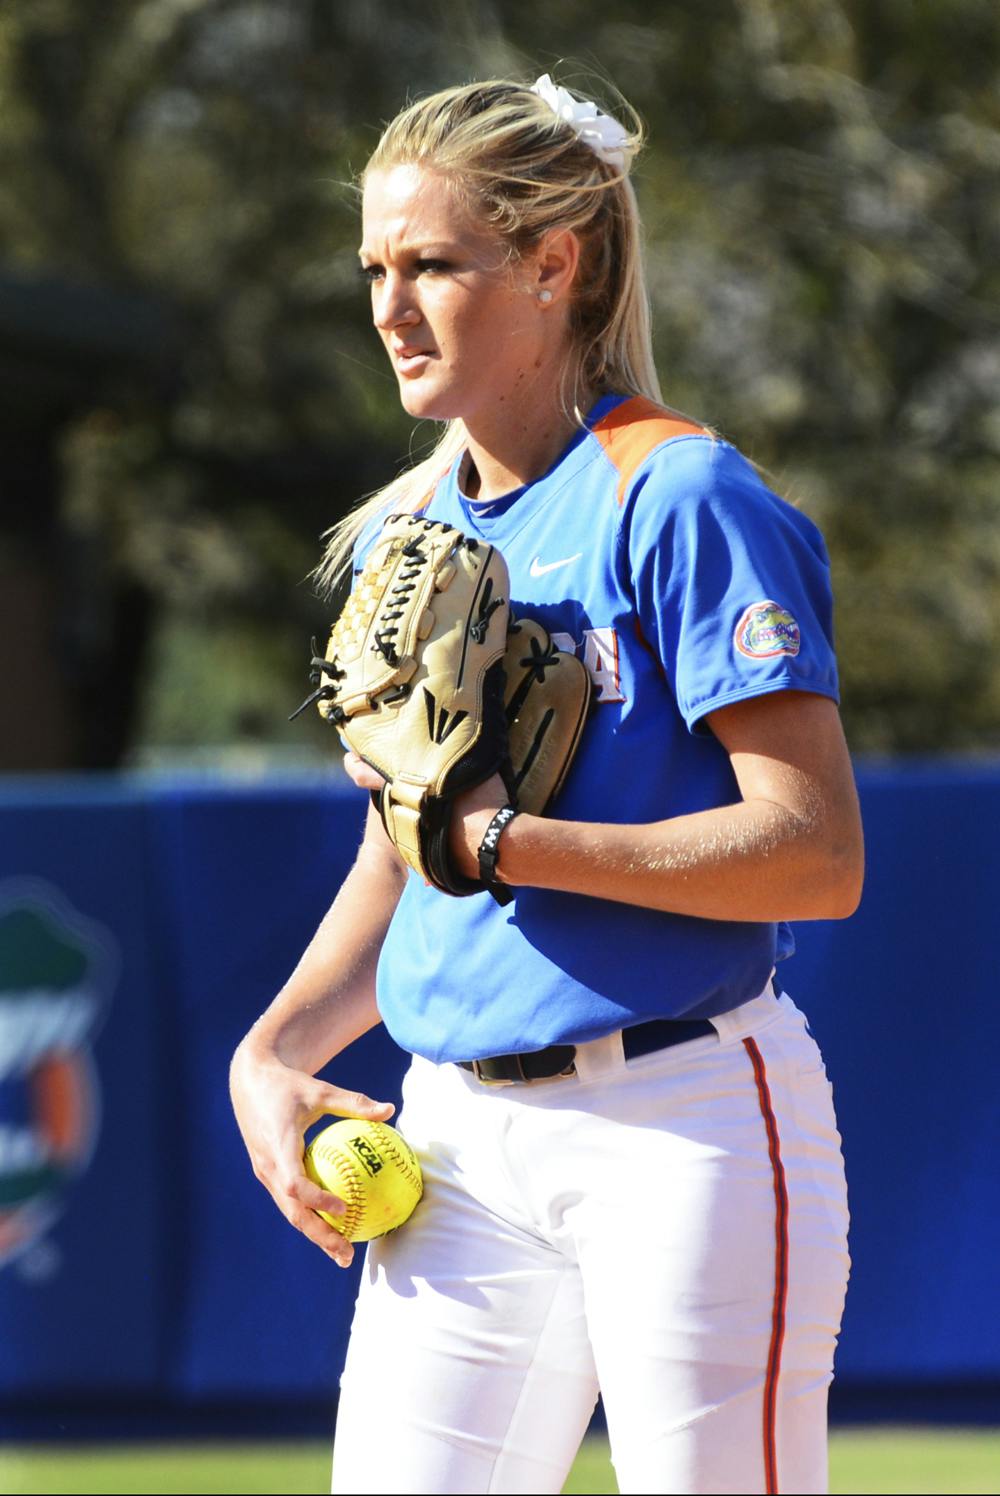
top-left (0, 879), bottom-right (117, 1272)
top-left (734, 601), bottom-right (801, 660)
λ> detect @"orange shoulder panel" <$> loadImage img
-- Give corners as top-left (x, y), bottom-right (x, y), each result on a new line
top-left (591, 396), bottom-right (707, 506)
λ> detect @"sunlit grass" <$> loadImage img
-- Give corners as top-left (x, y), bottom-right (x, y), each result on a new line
top-left (1, 1428), bottom-right (998, 1494)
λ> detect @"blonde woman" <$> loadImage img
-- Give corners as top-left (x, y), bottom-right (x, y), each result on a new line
top-left (231, 75), bottom-right (861, 1496)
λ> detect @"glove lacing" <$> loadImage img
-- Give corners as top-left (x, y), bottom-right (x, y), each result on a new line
top-left (288, 638), bottom-right (347, 722)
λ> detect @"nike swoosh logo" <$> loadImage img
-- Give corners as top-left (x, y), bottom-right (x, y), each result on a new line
top-left (529, 553), bottom-right (582, 578)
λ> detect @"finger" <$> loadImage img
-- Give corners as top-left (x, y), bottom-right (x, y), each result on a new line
top-left (309, 1084), bottom-right (396, 1125)
top-left (285, 1199), bottom-right (355, 1268)
top-left (286, 1170), bottom-right (348, 1220)
top-left (343, 751), bottom-right (387, 792)
top-left (252, 1159), bottom-right (354, 1265)
top-left (280, 1085), bottom-right (394, 1143)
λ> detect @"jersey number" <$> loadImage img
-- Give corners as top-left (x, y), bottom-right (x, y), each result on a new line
top-left (551, 627), bottom-right (625, 703)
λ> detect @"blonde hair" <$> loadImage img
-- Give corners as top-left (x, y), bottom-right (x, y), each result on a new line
top-left (317, 76), bottom-right (665, 590)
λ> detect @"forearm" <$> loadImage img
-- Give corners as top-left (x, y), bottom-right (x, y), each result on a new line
top-left (493, 792), bottom-right (862, 922)
top-left (449, 692), bottom-right (863, 923)
top-left (239, 817), bottom-right (406, 1074)
top-left (229, 808), bottom-right (406, 1269)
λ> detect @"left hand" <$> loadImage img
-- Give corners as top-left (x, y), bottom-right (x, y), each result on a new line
top-left (342, 752), bottom-right (508, 885)
top-left (446, 772), bottom-right (510, 882)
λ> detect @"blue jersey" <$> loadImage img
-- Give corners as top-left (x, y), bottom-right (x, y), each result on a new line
top-left (368, 394), bottom-right (839, 1064)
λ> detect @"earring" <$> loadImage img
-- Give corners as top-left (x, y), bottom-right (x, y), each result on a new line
top-left (538, 289), bottom-right (553, 304)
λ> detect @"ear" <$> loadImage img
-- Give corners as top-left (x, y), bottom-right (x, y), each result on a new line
top-left (532, 228), bottom-right (582, 306)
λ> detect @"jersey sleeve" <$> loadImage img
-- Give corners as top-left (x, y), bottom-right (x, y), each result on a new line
top-left (620, 436), bottom-right (839, 731)
top-left (351, 511), bottom-right (389, 573)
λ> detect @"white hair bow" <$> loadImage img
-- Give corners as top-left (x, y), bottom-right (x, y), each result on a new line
top-left (530, 74), bottom-right (629, 171)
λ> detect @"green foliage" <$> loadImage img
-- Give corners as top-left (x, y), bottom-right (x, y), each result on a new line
top-left (1, 0), bottom-right (998, 760)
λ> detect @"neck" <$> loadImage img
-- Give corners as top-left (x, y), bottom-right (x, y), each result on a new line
top-left (462, 353), bottom-right (595, 503)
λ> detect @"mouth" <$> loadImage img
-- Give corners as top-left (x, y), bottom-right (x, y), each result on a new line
top-left (393, 346), bottom-right (435, 377)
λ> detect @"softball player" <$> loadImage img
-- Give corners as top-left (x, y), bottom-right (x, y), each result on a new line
top-left (231, 75), bottom-right (862, 1496)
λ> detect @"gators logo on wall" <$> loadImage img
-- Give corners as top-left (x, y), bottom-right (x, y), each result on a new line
top-left (0, 880), bottom-right (117, 1270)
top-left (734, 600), bottom-right (802, 660)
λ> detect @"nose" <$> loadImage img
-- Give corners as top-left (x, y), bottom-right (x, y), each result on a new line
top-left (373, 272), bottom-right (420, 333)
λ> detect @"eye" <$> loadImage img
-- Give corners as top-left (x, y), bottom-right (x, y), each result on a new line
top-left (414, 258), bottom-right (451, 275)
top-left (358, 264), bottom-right (384, 284)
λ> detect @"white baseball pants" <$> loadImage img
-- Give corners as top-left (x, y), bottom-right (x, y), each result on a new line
top-left (332, 989), bottom-right (850, 1495)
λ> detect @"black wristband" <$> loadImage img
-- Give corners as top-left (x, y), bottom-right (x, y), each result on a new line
top-left (478, 806), bottom-right (519, 907)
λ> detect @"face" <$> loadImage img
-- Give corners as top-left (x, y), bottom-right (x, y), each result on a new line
top-left (360, 164), bottom-right (549, 424)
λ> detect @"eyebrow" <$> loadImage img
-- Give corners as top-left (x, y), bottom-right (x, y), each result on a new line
top-left (357, 240), bottom-right (462, 263)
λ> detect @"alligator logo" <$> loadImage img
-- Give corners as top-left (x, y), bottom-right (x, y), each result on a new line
top-left (0, 880), bottom-right (117, 1270)
top-left (734, 601), bottom-right (802, 660)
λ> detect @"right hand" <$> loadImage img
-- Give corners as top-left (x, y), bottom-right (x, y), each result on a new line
top-left (343, 749), bottom-right (386, 792)
top-left (230, 1038), bottom-right (395, 1269)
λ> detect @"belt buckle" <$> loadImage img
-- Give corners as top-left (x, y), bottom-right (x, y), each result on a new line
top-left (470, 1052), bottom-right (577, 1085)
top-left (470, 1059), bottom-right (517, 1087)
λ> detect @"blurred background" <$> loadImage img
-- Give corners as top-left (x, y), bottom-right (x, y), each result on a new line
top-left (0, 1), bottom-right (998, 1491)
top-left (3, 0), bottom-right (999, 770)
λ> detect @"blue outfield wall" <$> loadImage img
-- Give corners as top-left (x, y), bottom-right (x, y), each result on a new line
top-left (0, 764), bottom-right (997, 1425)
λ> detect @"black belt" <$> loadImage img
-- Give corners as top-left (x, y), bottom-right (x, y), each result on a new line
top-left (459, 1015), bottom-right (716, 1085)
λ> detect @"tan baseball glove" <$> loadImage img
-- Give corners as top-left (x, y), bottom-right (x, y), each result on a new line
top-left (295, 513), bottom-right (591, 898)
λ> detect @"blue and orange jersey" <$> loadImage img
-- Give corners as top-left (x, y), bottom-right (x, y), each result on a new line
top-left (370, 393), bottom-right (839, 1063)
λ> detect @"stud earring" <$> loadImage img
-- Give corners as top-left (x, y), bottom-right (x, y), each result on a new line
top-left (538, 289), bottom-right (553, 304)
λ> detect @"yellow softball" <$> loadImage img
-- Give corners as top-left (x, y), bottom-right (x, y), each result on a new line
top-left (303, 1118), bottom-right (423, 1243)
